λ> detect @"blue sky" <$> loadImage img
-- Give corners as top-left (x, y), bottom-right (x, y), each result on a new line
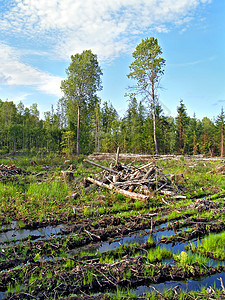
top-left (0, 0), bottom-right (224, 120)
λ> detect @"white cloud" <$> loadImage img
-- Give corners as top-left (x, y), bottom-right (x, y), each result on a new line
top-left (6, 93), bottom-right (32, 103)
top-left (0, 0), bottom-right (211, 99)
top-left (1, 0), bottom-right (212, 60)
top-left (0, 42), bottom-right (63, 97)
top-left (172, 55), bottom-right (216, 67)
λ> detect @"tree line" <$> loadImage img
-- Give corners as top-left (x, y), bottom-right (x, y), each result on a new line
top-left (0, 37), bottom-right (224, 157)
top-left (0, 97), bottom-right (224, 157)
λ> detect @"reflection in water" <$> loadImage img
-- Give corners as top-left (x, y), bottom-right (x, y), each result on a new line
top-left (0, 222), bottom-right (65, 244)
top-left (132, 271), bottom-right (225, 296)
top-left (1, 220), bottom-right (225, 297)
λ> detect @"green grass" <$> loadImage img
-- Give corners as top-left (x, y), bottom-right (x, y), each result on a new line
top-left (146, 246), bottom-right (172, 263)
top-left (173, 250), bottom-right (211, 267)
top-left (192, 231), bottom-right (225, 260)
top-left (1, 156), bottom-right (225, 299)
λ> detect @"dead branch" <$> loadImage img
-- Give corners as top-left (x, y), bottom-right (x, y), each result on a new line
top-left (218, 277), bottom-right (225, 293)
top-left (84, 159), bottom-right (118, 174)
top-left (84, 229), bottom-right (101, 240)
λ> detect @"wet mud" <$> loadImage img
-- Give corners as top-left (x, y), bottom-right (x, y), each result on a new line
top-left (0, 211), bottom-right (225, 299)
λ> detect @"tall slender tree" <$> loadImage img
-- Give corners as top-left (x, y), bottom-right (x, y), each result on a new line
top-left (61, 50), bottom-right (102, 155)
top-left (216, 107), bottom-right (225, 157)
top-left (127, 37), bottom-right (165, 154)
top-left (175, 100), bottom-right (189, 154)
top-left (200, 117), bottom-right (216, 156)
top-left (100, 101), bottom-right (119, 152)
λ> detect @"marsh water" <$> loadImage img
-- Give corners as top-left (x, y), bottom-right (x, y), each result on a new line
top-left (0, 222), bottom-right (65, 245)
top-left (132, 271), bottom-right (225, 296)
top-left (0, 219), bottom-right (224, 299)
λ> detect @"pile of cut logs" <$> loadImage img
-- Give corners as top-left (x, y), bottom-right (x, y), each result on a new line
top-left (0, 164), bottom-right (25, 182)
top-left (84, 158), bottom-right (185, 202)
top-left (88, 152), bottom-right (207, 162)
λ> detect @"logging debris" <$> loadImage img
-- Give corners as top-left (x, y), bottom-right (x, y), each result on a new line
top-left (87, 152), bottom-right (213, 162)
top-left (209, 164), bottom-right (225, 174)
top-left (0, 164), bottom-right (27, 182)
top-left (84, 159), bottom-right (185, 201)
top-left (190, 198), bottom-right (220, 211)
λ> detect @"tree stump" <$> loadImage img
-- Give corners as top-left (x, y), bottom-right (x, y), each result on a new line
top-left (61, 171), bottom-right (74, 182)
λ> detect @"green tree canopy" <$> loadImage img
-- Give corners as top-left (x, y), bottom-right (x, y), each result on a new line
top-left (61, 50), bottom-right (103, 155)
top-left (215, 107), bottom-right (225, 157)
top-left (127, 37), bottom-right (165, 154)
top-left (175, 100), bottom-right (189, 154)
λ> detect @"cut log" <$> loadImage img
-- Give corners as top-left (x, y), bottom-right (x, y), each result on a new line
top-left (61, 171), bottom-right (74, 182)
top-left (139, 162), bottom-right (154, 170)
top-left (173, 195), bottom-right (187, 199)
top-left (86, 176), bottom-right (111, 189)
top-left (112, 179), bottom-right (155, 186)
top-left (115, 147), bottom-right (120, 166)
top-left (143, 166), bottom-right (155, 179)
top-left (83, 159), bottom-right (118, 174)
top-left (86, 176), bottom-right (149, 202)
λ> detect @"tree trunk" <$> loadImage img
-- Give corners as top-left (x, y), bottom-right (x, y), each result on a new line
top-left (77, 105), bottom-right (80, 155)
top-left (151, 84), bottom-right (158, 155)
top-left (179, 125), bottom-right (182, 153)
top-left (221, 125), bottom-right (224, 158)
top-left (86, 176), bottom-right (149, 202)
top-left (13, 135), bottom-right (15, 153)
top-left (152, 105), bottom-right (158, 155)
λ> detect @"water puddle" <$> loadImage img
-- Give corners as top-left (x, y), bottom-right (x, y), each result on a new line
top-left (0, 292), bottom-right (6, 300)
top-left (1, 220), bottom-right (225, 299)
top-left (0, 221), bottom-right (18, 231)
top-left (0, 223), bottom-right (65, 245)
top-left (67, 224), bottom-right (200, 257)
top-left (132, 271), bottom-right (225, 296)
top-left (97, 223), bottom-right (177, 253)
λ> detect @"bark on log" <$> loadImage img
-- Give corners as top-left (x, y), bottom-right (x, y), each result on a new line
top-left (88, 153), bottom-right (223, 162)
top-left (139, 162), bottom-right (154, 170)
top-left (143, 167), bottom-right (155, 179)
top-left (115, 147), bottom-right (120, 166)
top-left (86, 176), bottom-right (149, 202)
top-left (83, 159), bottom-right (118, 174)
top-left (61, 171), bottom-right (74, 182)
top-left (112, 179), bottom-right (155, 186)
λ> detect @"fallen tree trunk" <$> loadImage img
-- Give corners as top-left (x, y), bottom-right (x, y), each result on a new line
top-left (0, 152), bottom-right (16, 158)
top-left (86, 176), bottom-right (149, 202)
top-left (83, 159), bottom-right (118, 174)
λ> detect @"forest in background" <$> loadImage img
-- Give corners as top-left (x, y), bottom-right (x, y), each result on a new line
top-left (0, 97), bottom-right (224, 157)
top-left (0, 38), bottom-right (224, 158)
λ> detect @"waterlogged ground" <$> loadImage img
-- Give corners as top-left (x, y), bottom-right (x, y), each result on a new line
top-left (0, 154), bottom-right (225, 299)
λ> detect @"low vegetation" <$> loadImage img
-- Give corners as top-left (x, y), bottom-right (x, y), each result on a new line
top-left (0, 154), bottom-right (225, 299)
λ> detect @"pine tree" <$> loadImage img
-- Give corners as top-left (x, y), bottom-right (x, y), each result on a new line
top-left (215, 107), bottom-right (225, 157)
top-left (175, 100), bottom-right (189, 154)
top-left (127, 37), bottom-right (165, 154)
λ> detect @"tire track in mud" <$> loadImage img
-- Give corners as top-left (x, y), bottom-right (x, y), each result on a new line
top-left (1, 211), bottom-right (225, 299)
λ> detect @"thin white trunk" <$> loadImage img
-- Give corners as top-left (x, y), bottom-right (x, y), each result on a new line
top-left (77, 105), bottom-right (80, 155)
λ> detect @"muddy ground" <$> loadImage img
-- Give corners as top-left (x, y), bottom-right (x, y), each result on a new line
top-left (0, 157), bottom-right (225, 299)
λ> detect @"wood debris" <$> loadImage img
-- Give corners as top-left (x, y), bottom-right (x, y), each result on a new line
top-left (88, 152), bottom-right (211, 162)
top-left (61, 170), bottom-right (75, 182)
top-left (190, 198), bottom-right (220, 211)
top-left (0, 164), bottom-right (27, 182)
top-left (209, 164), bottom-right (225, 174)
top-left (84, 149), bottom-right (185, 201)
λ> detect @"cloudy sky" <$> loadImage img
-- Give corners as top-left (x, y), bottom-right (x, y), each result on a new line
top-left (0, 0), bottom-right (224, 119)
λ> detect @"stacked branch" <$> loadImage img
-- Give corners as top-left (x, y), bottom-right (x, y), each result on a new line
top-left (0, 164), bottom-right (25, 175)
top-left (88, 152), bottom-right (210, 162)
top-left (84, 157), bottom-right (185, 201)
top-left (0, 164), bottom-right (30, 184)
